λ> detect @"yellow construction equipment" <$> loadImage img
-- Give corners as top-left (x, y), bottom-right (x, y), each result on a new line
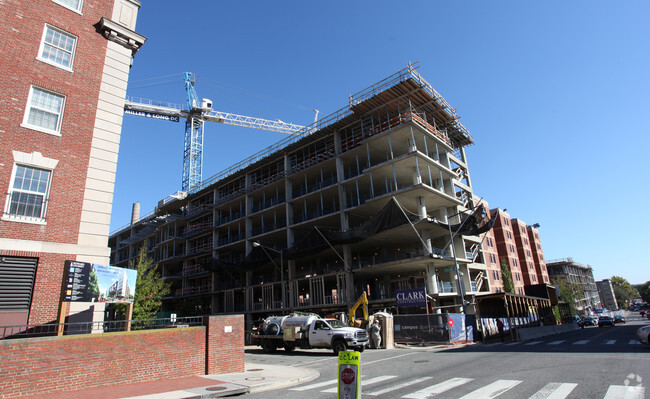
top-left (349, 292), bottom-right (369, 328)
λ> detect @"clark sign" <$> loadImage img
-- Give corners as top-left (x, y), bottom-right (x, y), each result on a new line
top-left (395, 288), bottom-right (426, 307)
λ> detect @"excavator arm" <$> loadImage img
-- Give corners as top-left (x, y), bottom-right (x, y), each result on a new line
top-left (349, 292), bottom-right (368, 328)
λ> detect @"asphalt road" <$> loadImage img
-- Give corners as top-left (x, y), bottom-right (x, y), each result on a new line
top-left (243, 313), bottom-right (649, 398)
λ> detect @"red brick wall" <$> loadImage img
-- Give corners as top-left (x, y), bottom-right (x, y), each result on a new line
top-left (0, 0), bottom-right (112, 244)
top-left (206, 315), bottom-right (245, 374)
top-left (0, 0), bottom-right (115, 328)
top-left (0, 315), bottom-right (245, 398)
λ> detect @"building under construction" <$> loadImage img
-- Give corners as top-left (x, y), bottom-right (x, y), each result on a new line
top-left (109, 64), bottom-right (495, 326)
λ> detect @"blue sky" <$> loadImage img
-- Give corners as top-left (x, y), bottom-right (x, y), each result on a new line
top-left (111, 1), bottom-right (650, 284)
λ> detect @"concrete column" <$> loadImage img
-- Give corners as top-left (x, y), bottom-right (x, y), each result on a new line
top-left (418, 196), bottom-right (427, 219)
top-left (413, 162), bottom-right (422, 186)
top-left (427, 263), bottom-right (439, 295)
top-left (422, 228), bottom-right (432, 254)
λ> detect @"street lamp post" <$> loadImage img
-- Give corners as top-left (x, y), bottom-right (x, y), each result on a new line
top-left (252, 241), bottom-right (285, 315)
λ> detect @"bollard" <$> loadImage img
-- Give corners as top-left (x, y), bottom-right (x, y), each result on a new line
top-left (338, 350), bottom-right (361, 398)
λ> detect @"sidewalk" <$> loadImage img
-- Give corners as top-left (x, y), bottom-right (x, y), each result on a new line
top-left (23, 363), bottom-right (320, 399)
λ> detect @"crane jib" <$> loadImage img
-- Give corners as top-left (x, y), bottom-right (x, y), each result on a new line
top-left (124, 108), bottom-right (180, 122)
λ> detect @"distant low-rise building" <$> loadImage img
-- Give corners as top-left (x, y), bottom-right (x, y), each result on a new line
top-left (546, 258), bottom-right (600, 313)
top-left (596, 279), bottom-right (618, 311)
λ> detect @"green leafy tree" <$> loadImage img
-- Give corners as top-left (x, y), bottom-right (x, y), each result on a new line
top-left (130, 246), bottom-right (171, 320)
top-left (500, 258), bottom-right (515, 293)
top-left (637, 281), bottom-right (650, 304)
top-left (611, 276), bottom-right (639, 309)
top-left (87, 269), bottom-right (100, 301)
top-left (552, 277), bottom-right (582, 315)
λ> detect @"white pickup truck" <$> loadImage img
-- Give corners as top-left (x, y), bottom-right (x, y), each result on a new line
top-left (252, 313), bottom-right (369, 355)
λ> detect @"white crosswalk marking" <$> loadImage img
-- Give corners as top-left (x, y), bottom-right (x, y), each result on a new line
top-left (547, 340), bottom-right (565, 345)
top-left (524, 341), bottom-right (543, 346)
top-left (629, 340), bottom-right (641, 345)
top-left (292, 376), bottom-right (648, 398)
top-left (321, 375), bottom-right (396, 393)
top-left (529, 382), bottom-right (577, 399)
top-left (504, 342), bottom-right (521, 346)
top-left (605, 340), bottom-right (616, 345)
top-left (458, 379), bottom-right (522, 398)
top-left (603, 385), bottom-right (645, 399)
top-left (289, 379), bottom-right (337, 391)
top-left (402, 377), bottom-right (473, 399)
top-left (572, 340), bottom-right (589, 345)
top-left (365, 376), bottom-right (433, 396)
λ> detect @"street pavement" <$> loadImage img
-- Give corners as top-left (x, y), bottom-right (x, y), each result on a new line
top-left (22, 311), bottom-right (649, 398)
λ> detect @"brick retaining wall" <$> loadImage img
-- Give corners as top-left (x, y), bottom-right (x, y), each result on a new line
top-left (0, 315), bottom-right (244, 398)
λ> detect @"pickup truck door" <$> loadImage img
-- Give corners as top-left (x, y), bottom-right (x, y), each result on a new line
top-left (309, 320), bottom-right (334, 347)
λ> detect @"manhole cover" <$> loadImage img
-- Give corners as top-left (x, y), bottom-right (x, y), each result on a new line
top-left (246, 377), bottom-right (265, 381)
top-left (247, 368), bottom-right (264, 371)
top-left (205, 386), bottom-right (228, 391)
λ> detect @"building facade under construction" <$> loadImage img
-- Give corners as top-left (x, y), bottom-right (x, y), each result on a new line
top-left (109, 65), bottom-right (495, 326)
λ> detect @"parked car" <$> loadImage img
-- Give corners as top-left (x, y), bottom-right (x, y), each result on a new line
top-left (613, 314), bottom-right (625, 324)
top-left (637, 325), bottom-right (650, 345)
top-left (580, 316), bottom-right (597, 327)
top-left (598, 316), bottom-right (615, 327)
top-left (563, 315), bottom-right (580, 324)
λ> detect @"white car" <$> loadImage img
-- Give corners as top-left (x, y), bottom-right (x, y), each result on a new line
top-left (637, 325), bottom-right (650, 345)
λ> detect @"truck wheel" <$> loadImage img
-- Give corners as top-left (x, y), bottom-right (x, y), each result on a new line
top-left (332, 339), bottom-right (347, 355)
top-left (262, 341), bottom-right (277, 353)
top-left (358, 346), bottom-right (365, 353)
top-left (283, 343), bottom-right (296, 352)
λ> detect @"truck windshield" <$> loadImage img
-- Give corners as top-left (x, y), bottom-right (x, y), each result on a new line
top-left (327, 319), bottom-right (346, 328)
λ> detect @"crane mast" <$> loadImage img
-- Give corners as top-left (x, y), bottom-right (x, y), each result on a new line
top-left (123, 73), bottom-right (306, 193)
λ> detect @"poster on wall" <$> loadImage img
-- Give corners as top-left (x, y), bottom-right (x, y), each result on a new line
top-left (63, 260), bottom-right (137, 303)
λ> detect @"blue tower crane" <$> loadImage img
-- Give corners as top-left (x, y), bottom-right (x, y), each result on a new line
top-left (123, 73), bottom-right (307, 193)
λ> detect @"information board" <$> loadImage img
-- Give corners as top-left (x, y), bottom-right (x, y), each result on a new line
top-left (63, 260), bottom-right (137, 303)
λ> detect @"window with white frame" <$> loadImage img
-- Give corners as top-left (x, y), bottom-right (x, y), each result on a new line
top-left (22, 86), bottom-right (65, 135)
top-left (52, 0), bottom-right (83, 12)
top-left (4, 165), bottom-right (52, 222)
top-left (38, 25), bottom-right (77, 70)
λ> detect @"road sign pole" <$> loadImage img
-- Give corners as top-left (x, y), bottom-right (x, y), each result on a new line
top-left (338, 351), bottom-right (361, 399)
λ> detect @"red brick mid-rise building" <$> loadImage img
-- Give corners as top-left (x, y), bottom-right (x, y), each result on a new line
top-left (490, 208), bottom-right (526, 295)
top-left (528, 224), bottom-right (550, 284)
top-left (512, 218), bottom-right (539, 285)
top-left (480, 202), bottom-right (503, 293)
top-left (0, 0), bottom-right (145, 327)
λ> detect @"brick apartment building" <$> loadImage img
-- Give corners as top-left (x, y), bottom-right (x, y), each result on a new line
top-left (527, 223), bottom-right (549, 284)
top-left (490, 208), bottom-right (526, 295)
top-left (481, 203), bottom-right (503, 293)
top-left (512, 218), bottom-right (549, 286)
top-left (0, 0), bottom-right (145, 328)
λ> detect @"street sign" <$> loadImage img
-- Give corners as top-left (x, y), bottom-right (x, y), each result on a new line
top-left (448, 318), bottom-right (454, 328)
top-left (338, 351), bottom-right (361, 398)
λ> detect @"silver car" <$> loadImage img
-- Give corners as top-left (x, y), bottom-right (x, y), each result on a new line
top-left (637, 325), bottom-right (650, 345)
